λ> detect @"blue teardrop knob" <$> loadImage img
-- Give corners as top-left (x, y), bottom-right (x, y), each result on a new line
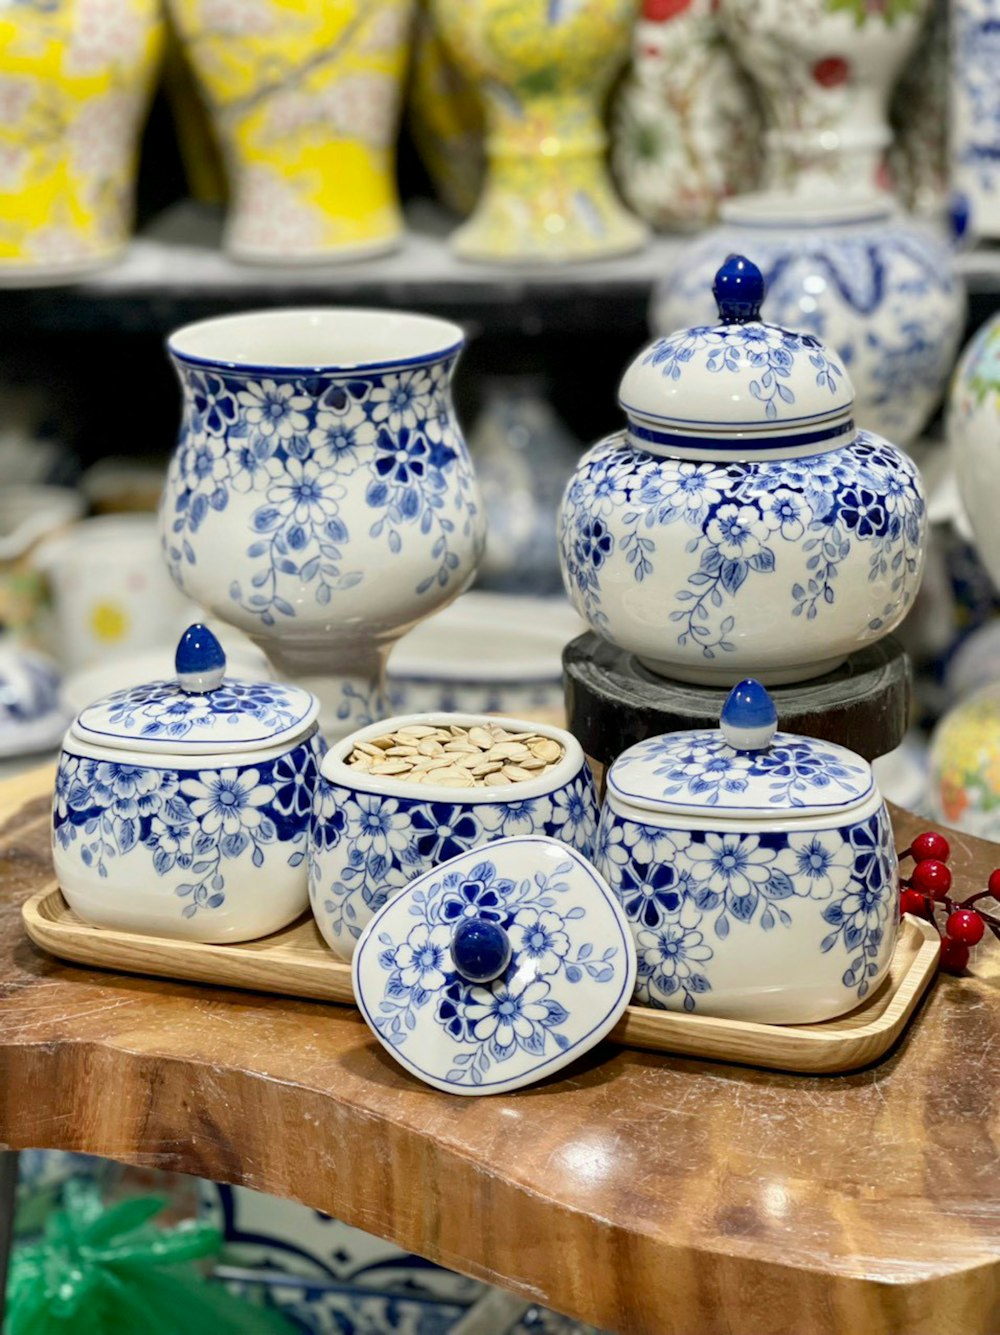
top-left (175, 623), bottom-right (226, 694)
top-left (451, 917), bottom-right (512, 985)
top-left (713, 254), bottom-right (765, 324)
top-left (720, 678), bottom-right (777, 751)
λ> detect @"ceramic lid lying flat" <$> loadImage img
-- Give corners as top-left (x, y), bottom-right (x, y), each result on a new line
top-left (619, 255), bottom-right (856, 462)
top-left (352, 836), bottom-right (637, 1096)
top-left (607, 680), bottom-right (875, 820)
top-left (71, 624), bottom-right (318, 755)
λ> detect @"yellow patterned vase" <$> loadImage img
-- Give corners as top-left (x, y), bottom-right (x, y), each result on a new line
top-left (431, 0), bottom-right (647, 263)
top-left (167, 0), bottom-right (415, 264)
top-left (0, 0), bottom-right (163, 285)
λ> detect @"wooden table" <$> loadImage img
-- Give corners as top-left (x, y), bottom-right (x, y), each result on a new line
top-left (1, 766), bottom-right (998, 1335)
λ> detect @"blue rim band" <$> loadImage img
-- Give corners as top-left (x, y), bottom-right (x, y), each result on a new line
top-left (628, 418), bottom-right (855, 453)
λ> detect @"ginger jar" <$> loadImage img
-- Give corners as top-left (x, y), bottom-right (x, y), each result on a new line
top-left (558, 255), bottom-right (927, 686)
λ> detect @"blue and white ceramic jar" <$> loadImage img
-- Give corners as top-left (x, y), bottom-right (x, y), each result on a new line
top-left (651, 193), bottom-right (964, 447)
top-left (308, 712), bottom-right (600, 961)
top-left (161, 309), bottom-right (486, 741)
top-left (951, 0), bottom-right (1000, 242)
top-left (595, 679), bottom-right (900, 1024)
top-left (559, 254), bottom-right (927, 686)
top-left (52, 624), bottom-right (324, 943)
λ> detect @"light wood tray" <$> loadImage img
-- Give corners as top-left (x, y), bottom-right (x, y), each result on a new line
top-left (23, 883), bottom-right (941, 1075)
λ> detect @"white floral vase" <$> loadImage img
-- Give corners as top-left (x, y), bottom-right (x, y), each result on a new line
top-left (611, 0), bottom-right (762, 231)
top-left (652, 191), bottom-right (964, 448)
top-left (950, 0), bottom-right (1000, 241)
top-left (717, 0), bottom-right (930, 195)
top-left (559, 255), bottom-right (927, 686)
top-left (160, 310), bottom-right (486, 741)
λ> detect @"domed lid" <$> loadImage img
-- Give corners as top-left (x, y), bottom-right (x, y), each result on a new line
top-left (70, 624), bottom-right (318, 755)
top-left (607, 680), bottom-right (875, 820)
top-left (619, 256), bottom-right (855, 463)
top-left (352, 835), bottom-right (637, 1096)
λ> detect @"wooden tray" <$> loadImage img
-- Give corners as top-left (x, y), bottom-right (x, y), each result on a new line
top-left (23, 883), bottom-right (941, 1075)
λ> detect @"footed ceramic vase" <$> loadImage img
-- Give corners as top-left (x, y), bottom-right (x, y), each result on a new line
top-left (430, 0), bottom-right (647, 263)
top-left (611, 0), bottom-right (762, 231)
top-left (559, 256), bottom-right (927, 686)
top-left (0, 0), bottom-right (163, 284)
top-left (718, 0), bottom-right (929, 195)
top-left (949, 314), bottom-right (1000, 590)
top-left (951, 0), bottom-right (1000, 241)
top-left (166, 0), bottom-right (415, 263)
top-left (160, 309), bottom-right (486, 740)
top-left (653, 192), bottom-right (964, 448)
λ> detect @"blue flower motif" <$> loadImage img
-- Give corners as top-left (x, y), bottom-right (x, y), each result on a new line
top-left (507, 908), bottom-right (570, 975)
top-left (410, 804), bottom-right (481, 863)
top-left (463, 975), bottom-right (559, 1057)
top-left (839, 485), bottom-right (888, 539)
top-left (574, 515), bottom-right (614, 570)
top-left (439, 862), bottom-right (511, 925)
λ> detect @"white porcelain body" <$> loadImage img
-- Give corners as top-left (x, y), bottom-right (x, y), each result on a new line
top-left (559, 429), bottom-right (926, 685)
top-left (951, 0), bottom-right (1000, 240)
top-left (611, 5), bottom-right (762, 231)
top-left (52, 730), bottom-right (324, 943)
top-left (950, 314), bottom-right (1000, 590)
top-left (160, 309), bottom-right (486, 741)
top-left (308, 712), bottom-right (600, 960)
top-left (595, 788), bottom-right (898, 1022)
top-left (718, 0), bottom-right (928, 194)
top-left (652, 198), bottom-right (965, 447)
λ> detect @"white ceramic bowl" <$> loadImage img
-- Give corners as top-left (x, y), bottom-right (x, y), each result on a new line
top-left (308, 711), bottom-right (599, 960)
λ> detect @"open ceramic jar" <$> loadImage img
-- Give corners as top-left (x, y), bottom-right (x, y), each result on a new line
top-left (309, 712), bottom-right (599, 961)
top-left (52, 625), bottom-right (323, 943)
top-left (559, 255), bottom-right (927, 686)
top-left (594, 680), bottom-right (899, 1023)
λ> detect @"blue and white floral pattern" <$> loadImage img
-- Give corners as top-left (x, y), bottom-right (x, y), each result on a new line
top-left (653, 221), bottom-right (964, 445)
top-left (308, 770), bottom-right (599, 955)
top-left (360, 853), bottom-right (627, 1090)
top-left (53, 738), bottom-right (321, 919)
top-left (596, 805), bottom-right (897, 1013)
top-left (164, 358), bottom-right (483, 629)
top-left (953, 0), bottom-right (1000, 232)
top-left (612, 730), bottom-right (871, 811)
top-left (642, 321), bottom-right (844, 421)
top-left (76, 677), bottom-right (312, 745)
top-left (559, 431), bottom-right (924, 662)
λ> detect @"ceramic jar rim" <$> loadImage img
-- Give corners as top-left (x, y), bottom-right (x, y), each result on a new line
top-left (322, 711), bottom-right (586, 804)
top-left (60, 721), bottom-right (320, 770)
top-left (719, 190), bottom-right (894, 230)
top-left (167, 308), bottom-right (466, 377)
top-left (603, 781), bottom-right (884, 832)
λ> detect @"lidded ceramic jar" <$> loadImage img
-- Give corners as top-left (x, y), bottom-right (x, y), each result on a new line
top-left (558, 255), bottom-right (927, 686)
top-left (52, 624), bottom-right (324, 943)
top-left (595, 679), bottom-right (900, 1023)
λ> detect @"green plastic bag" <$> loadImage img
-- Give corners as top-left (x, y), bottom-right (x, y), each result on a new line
top-left (6, 1182), bottom-right (294, 1335)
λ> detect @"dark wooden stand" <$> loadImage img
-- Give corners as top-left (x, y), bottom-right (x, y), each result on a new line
top-left (564, 633), bottom-right (911, 770)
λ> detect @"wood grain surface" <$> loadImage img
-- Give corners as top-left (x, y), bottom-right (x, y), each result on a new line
top-left (2, 766), bottom-right (998, 1335)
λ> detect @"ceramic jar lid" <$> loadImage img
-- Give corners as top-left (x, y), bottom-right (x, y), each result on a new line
top-left (352, 835), bottom-right (637, 1095)
top-left (70, 624), bottom-right (318, 755)
top-left (0, 645), bottom-right (67, 759)
top-left (619, 255), bottom-right (856, 462)
top-left (607, 680), bottom-right (875, 821)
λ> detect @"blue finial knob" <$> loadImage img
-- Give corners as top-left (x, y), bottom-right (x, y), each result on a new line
top-left (720, 678), bottom-right (777, 751)
top-left (175, 623), bottom-right (226, 694)
top-left (713, 255), bottom-right (765, 324)
top-left (451, 917), bottom-right (512, 985)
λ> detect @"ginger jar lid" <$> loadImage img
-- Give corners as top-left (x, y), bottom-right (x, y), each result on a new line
top-left (352, 835), bottom-right (637, 1096)
top-left (619, 255), bottom-right (855, 463)
top-left (607, 680), bottom-right (876, 821)
top-left (70, 624), bottom-right (319, 755)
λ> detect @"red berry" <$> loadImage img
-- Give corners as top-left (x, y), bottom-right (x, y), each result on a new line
top-left (940, 935), bottom-right (970, 974)
top-left (911, 831), bottom-right (950, 863)
top-left (642, 0), bottom-right (692, 19)
top-left (813, 55), bottom-right (850, 88)
top-left (946, 909), bottom-right (985, 945)
top-left (988, 868), bottom-right (1000, 899)
top-left (900, 888), bottom-right (930, 919)
top-left (910, 859), bottom-right (952, 899)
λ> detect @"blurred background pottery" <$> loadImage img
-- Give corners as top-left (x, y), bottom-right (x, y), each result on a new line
top-left (611, 0), bottom-right (762, 232)
top-left (166, 0), bottom-right (415, 263)
top-left (949, 314), bottom-right (1000, 591)
top-left (890, 0), bottom-right (949, 221)
top-left (718, 0), bottom-right (930, 196)
top-left (0, 642), bottom-right (67, 766)
top-left (430, 0), bottom-right (647, 263)
top-left (0, 0), bottom-right (163, 284)
top-left (161, 308), bottom-right (485, 740)
top-left (0, 484), bottom-right (83, 643)
top-left (928, 681), bottom-right (1000, 838)
top-left (653, 192), bottom-right (965, 447)
top-left (950, 0), bottom-right (1000, 241)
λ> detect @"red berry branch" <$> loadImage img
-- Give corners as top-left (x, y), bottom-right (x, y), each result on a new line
top-left (897, 830), bottom-right (1000, 974)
